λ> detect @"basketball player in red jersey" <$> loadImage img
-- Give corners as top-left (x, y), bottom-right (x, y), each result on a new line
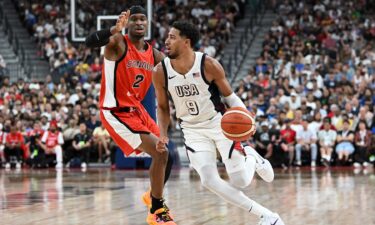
top-left (85, 6), bottom-right (175, 225)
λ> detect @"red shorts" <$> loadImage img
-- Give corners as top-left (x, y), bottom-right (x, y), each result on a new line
top-left (100, 106), bottom-right (159, 156)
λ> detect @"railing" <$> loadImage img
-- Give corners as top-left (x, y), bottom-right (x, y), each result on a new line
top-left (0, 3), bottom-right (33, 81)
top-left (226, 0), bottom-right (265, 84)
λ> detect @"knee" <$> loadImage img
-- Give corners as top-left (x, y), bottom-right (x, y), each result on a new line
top-left (151, 151), bottom-right (168, 165)
top-left (201, 176), bottom-right (217, 190)
top-left (230, 174), bottom-right (252, 189)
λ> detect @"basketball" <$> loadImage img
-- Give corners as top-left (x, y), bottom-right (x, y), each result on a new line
top-left (221, 107), bottom-right (256, 142)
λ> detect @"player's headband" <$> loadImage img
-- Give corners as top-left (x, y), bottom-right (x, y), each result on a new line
top-left (129, 5), bottom-right (147, 16)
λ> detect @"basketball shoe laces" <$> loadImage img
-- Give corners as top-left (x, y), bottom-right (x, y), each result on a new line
top-left (155, 206), bottom-right (173, 222)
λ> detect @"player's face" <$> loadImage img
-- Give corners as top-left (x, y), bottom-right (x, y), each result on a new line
top-left (127, 14), bottom-right (148, 39)
top-left (165, 28), bottom-right (188, 59)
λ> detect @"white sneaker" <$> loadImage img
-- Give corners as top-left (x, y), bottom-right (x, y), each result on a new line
top-left (16, 162), bottom-right (21, 169)
top-left (81, 162), bottom-right (87, 169)
top-left (258, 213), bottom-right (285, 225)
top-left (245, 146), bottom-right (274, 182)
top-left (311, 161), bottom-right (316, 167)
top-left (363, 162), bottom-right (372, 167)
top-left (55, 163), bottom-right (63, 169)
top-left (5, 163), bottom-right (10, 169)
top-left (353, 162), bottom-right (362, 168)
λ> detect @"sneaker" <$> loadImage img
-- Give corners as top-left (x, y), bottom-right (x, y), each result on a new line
top-left (142, 190), bottom-right (152, 208)
top-left (311, 161), bottom-right (316, 167)
top-left (321, 158), bottom-right (329, 167)
top-left (142, 191), bottom-right (171, 212)
top-left (146, 207), bottom-right (176, 225)
top-left (353, 162), bottom-right (362, 168)
top-left (245, 146), bottom-right (274, 182)
top-left (258, 213), bottom-right (285, 225)
top-left (81, 162), bottom-right (87, 169)
top-left (55, 163), bottom-right (63, 169)
top-left (5, 163), bottom-right (10, 169)
top-left (16, 162), bottom-right (21, 169)
top-left (295, 160), bottom-right (302, 166)
top-left (363, 162), bottom-right (372, 167)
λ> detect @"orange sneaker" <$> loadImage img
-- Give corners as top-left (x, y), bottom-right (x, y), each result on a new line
top-left (142, 190), bottom-right (171, 212)
top-left (142, 190), bottom-right (152, 208)
top-left (146, 207), bottom-right (176, 225)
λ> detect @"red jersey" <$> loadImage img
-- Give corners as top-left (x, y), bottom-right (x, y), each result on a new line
top-left (41, 131), bottom-right (64, 148)
top-left (5, 132), bottom-right (24, 145)
top-left (280, 128), bottom-right (296, 144)
top-left (100, 35), bottom-right (155, 109)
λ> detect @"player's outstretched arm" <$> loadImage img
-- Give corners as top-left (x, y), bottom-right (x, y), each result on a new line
top-left (204, 56), bottom-right (246, 109)
top-left (85, 10), bottom-right (129, 61)
top-left (152, 63), bottom-right (170, 152)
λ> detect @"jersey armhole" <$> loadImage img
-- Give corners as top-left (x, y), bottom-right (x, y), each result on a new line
top-left (161, 60), bottom-right (168, 89)
top-left (200, 53), bottom-right (210, 85)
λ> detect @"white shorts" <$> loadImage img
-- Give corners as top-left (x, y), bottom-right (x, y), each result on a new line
top-left (182, 113), bottom-right (245, 173)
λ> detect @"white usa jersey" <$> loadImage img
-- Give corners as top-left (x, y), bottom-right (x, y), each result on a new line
top-left (161, 52), bottom-right (225, 128)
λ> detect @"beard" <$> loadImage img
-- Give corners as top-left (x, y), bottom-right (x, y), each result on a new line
top-left (167, 52), bottom-right (178, 59)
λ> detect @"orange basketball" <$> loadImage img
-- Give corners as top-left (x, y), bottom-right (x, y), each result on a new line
top-left (221, 107), bottom-right (256, 142)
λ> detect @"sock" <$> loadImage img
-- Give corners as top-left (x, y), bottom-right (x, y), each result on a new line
top-left (249, 200), bottom-right (274, 218)
top-left (150, 195), bottom-right (164, 213)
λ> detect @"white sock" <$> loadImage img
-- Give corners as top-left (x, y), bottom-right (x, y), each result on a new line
top-left (249, 199), bottom-right (274, 218)
top-left (197, 164), bottom-right (274, 218)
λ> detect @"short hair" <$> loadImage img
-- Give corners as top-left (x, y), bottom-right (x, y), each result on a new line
top-left (171, 21), bottom-right (200, 48)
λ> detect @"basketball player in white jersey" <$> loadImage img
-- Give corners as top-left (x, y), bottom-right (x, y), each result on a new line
top-left (153, 21), bottom-right (285, 225)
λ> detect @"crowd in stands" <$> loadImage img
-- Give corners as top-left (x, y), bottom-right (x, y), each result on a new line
top-left (0, 0), bottom-right (245, 169)
top-left (235, 0), bottom-right (375, 168)
top-left (1, 0), bottom-right (374, 170)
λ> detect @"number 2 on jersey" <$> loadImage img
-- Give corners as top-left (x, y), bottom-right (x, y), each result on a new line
top-left (133, 74), bottom-right (144, 88)
top-left (185, 100), bottom-right (199, 115)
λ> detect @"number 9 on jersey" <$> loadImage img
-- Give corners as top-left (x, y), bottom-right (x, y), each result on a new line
top-left (185, 100), bottom-right (199, 115)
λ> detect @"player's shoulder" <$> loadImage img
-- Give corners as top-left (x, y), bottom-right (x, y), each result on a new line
top-left (152, 48), bottom-right (166, 65)
top-left (201, 53), bottom-right (219, 68)
top-left (201, 53), bottom-right (224, 76)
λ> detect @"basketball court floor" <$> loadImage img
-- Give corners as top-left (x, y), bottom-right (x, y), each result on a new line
top-left (1, 167), bottom-right (374, 225)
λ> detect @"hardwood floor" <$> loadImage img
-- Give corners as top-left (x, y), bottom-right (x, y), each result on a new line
top-left (0, 167), bottom-right (374, 225)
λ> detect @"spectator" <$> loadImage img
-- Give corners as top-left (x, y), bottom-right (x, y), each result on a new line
top-left (27, 121), bottom-right (45, 167)
top-left (66, 123), bottom-right (91, 169)
top-left (4, 124), bottom-right (24, 169)
top-left (318, 118), bottom-right (337, 166)
top-left (0, 55), bottom-right (9, 77)
top-left (62, 119), bottom-right (79, 150)
top-left (280, 119), bottom-right (296, 166)
top-left (295, 120), bottom-right (318, 167)
top-left (85, 111), bottom-right (100, 133)
top-left (335, 120), bottom-right (355, 165)
top-left (40, 120), bottom-right (64, 168)
top-left (353, 121), bottom-right (372, 167)
top-left (93, 124), bottom-right (111, 163)
top-left (254, 121), bottom-right (273, 159)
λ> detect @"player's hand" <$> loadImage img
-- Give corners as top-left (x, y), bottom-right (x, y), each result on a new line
top-left (156, 136), bottom-right (169, 153)
top-left (114, 10), bottom-right (130, 33)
